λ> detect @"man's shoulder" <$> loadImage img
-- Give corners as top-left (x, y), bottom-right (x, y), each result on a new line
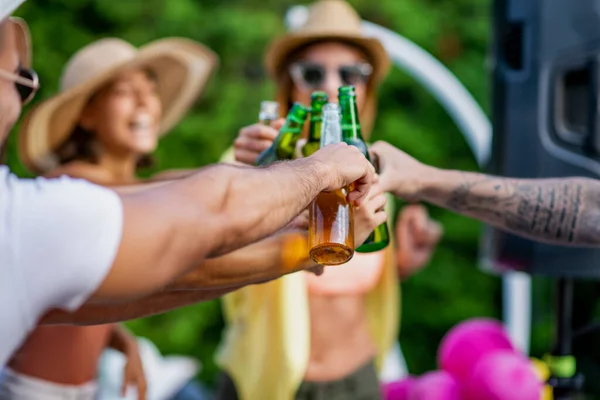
top-left (0, 169), bottom-right (123, 325)
top-left (0, 166), bottom-right (121, 221)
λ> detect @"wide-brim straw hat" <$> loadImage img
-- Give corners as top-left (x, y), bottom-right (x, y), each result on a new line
top-left (264, 0), bottom-right (390, 137)
top-left (19, 37), bottom-right (218, 173)
top-left (265, 0), bottom-right (389, 83)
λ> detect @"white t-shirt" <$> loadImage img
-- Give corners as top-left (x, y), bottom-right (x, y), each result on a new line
top-left (0, 166), bottom-right (123, 366)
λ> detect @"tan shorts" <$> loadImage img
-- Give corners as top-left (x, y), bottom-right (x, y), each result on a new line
top-left (0, 368), bottom-right (97, 400)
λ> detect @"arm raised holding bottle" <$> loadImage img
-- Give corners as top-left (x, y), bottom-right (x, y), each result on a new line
top-left (234, 119), bottom-right (285, 164)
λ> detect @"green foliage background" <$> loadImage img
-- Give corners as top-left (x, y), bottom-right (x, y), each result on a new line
top-left (10, 0), bottom-right (555, 388)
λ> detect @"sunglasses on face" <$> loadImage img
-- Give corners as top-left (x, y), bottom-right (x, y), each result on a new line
top-left (0, 67), bottom-right (39, 105)
top-left (289, 61), bottom-right (373, 90)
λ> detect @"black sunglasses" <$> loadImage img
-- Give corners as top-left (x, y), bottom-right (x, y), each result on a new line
top-left (289, 61), bottom-right (373, 90)
top-left (0, 67), bottom-right (40, 105)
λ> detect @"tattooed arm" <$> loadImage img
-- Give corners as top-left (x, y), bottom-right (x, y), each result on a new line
top-left (425, 174), bottom-right (600, 246)
top-left (370, 141), bottom-right (600, 246)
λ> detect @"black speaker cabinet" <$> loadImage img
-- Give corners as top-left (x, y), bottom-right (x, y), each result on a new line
top-left (482, 0), bottom-right (600, 278)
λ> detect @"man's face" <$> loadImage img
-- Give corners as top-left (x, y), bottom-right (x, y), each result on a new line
top-left (0, 20), bottom-right (22, 144)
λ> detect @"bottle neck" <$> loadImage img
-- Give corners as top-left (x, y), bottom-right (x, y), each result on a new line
top-left (308, 114), bottom-right (323, 142)
top-left (340, 96), bottom-right (364, 142)
top-left (320, 117), bottom-right (342, 147)
top-left (278, 119), bottom-right (304, 142)
top-left (282, 104), bottom-right (308, 139)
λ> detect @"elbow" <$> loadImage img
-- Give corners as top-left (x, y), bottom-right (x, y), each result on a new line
top-left (158, 165), bottom-right (255, 265)
top-left (190, 167), bottom-right (240, 257)
top-left (203, 177), bottom-right (252, 257)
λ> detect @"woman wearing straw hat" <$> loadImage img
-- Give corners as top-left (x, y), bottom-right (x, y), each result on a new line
top-left (3, 37), bottom-right (218, 400)
top-left (216, 1), bottom-right (442, 399)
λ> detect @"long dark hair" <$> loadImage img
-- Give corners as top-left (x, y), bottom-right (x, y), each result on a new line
top-left (54, 125), bottom-right (154, 169)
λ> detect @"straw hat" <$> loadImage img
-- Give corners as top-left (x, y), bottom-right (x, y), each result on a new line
top-left (19, 37), bottom-right (218, 173)
top-left (265, 0), bottom-right (390, 138)
top-left (265, 0), bottom-right (390, 83)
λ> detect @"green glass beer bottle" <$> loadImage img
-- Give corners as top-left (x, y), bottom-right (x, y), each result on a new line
top-left (255, 102), bottom-right (309, 166)
top-left (338, 85), bottom-right (390, 252)
top-left (301, 91), bottom-right (328, 157)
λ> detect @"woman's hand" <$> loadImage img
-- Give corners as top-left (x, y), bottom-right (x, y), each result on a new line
top-left (396, 204), bottom-right (443, 279)
top-left (121, 339), bottom-right (147, 400)
top-left (234, 119), bottom-right (284, 164)
top-left (354, 182), bottom-right (388, 247)
top-left (108, 326), bottom-right (147, 400)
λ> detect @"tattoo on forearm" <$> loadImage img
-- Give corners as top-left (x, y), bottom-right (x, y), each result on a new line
top-left (442, 174), bottom-right (600, 245)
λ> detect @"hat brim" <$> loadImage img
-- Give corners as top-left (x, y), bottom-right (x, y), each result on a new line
top-left (265, 31), bottom-right (390, 83)
top-left (19, 38), bottom-right (218, 174)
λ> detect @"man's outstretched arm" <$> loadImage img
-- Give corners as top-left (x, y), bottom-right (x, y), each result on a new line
top-left (40, 231), bottom-right (315, 325)
top-left (39, 289), bottom-right (238, 326)
top-left (370, 141), bottom-right (600, 246)
top-left (92, 143), bottom-right (373, 301)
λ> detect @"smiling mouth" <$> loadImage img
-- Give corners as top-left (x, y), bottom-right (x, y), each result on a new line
top-left (129, 114), bottom-right (154, 135)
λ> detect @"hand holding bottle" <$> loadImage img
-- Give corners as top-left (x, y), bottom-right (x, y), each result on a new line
top-left (354, 182), bottom-right (388, 247)
top-left (309, 142), bottom-right (375, 205)
top-left (234, 118), bottom-right (285, 164)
